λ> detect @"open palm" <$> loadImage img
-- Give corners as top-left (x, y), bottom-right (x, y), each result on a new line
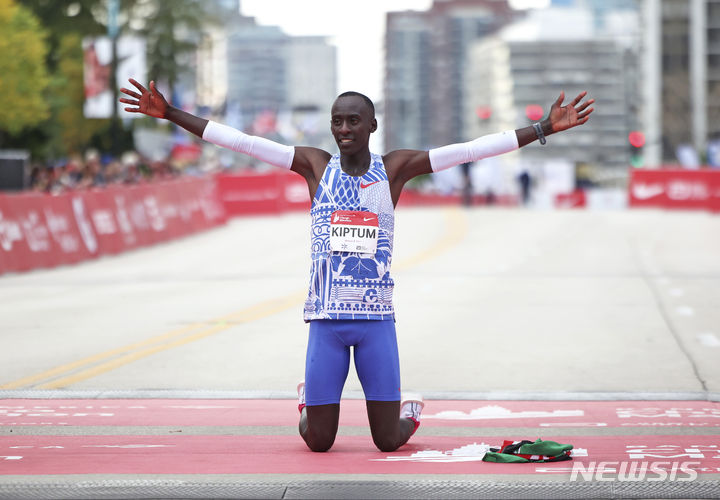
top-left (548, 91), bottom-right (594, 133)
top-left (119, 79), bottom-right (168, 119)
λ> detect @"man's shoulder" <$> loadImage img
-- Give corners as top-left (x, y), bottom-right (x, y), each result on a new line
top-left (382, 149), bottom-right (426, 168)
top-left (296, 146), bottom-right (332, 162)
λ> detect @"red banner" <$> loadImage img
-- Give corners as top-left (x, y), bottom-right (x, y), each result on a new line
top-left (0, 177), bottom-right (226, 275)
top-left (215, 170), bottom-right (311, 216)
top-left (629, 169), bottom-right (720, 212)
top-left (215, 170), bottom-right (519, 215)
top-left (555, 190), bottom-right (587, 209)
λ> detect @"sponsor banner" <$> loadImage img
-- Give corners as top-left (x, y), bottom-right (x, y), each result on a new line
top-left (215, 170), bottom-right (311, 216)
top-left (215, 171), bottom-right (520, 216)
top-left (0, 178), bottom-right (225, 275)
top-left (397, 191), bottom-right (519, 207)
top-left (83, 189), bottom-right (124, 255)
top-left (279, 174), bottom-right (313, 212)
top-left (83, 36), bottom-right (146, 119)
top-left (555, 190), bottom-right (587, 209)
top-left (1, 193), bottom-right (63, 271)
top-left (629, 169), bottom-right (720, 211)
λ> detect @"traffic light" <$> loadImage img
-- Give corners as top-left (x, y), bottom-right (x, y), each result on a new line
top-left (475, 106), bottom-right (492, 120)
top-left (525, 104), bottom-right (544, 122)
top-left (628, 131), bottom-right (645, 167)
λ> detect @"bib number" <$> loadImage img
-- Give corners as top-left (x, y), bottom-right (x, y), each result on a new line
top-left (330, 210), bottom-right (379, 254)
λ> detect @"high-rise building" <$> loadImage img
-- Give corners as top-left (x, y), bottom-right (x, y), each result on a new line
top-left (552, 0), bottom-right (637, 30)
top-left (225, 23), bottom-right (288, 117)
top-left (196, 1), bottom-right (253, 112)
top-left (641, 0), bottom-right (720, 166)
top-left (384, 1), bottom-right (515, 151)
top-left (195, 1), bottom-right (337, 152)
top-left (287, 36), bottom-right (337, 113)
top-left (384, 11), bottom-right (433, 151)
top-left (466, 6), bottom-right (640, 172)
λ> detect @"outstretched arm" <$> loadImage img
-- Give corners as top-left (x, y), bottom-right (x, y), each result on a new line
top-left (120, 79), bottom-right (207, 136)
top-left (385, 90), bottom-right (594, 188)
top-left (119, 79), bottom-right (329, 183)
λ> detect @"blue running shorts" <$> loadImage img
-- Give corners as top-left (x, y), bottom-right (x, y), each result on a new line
top-left (305, 319), bottom-right (401, 406)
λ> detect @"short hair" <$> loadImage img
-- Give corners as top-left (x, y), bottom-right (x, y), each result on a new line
top-left (336, 91), bottom-right (375, 118)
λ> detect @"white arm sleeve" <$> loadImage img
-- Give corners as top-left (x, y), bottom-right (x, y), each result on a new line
top-left (428, 130), bottom-right (519, 172)
top-left (202, 120), bottom-right (295, 169)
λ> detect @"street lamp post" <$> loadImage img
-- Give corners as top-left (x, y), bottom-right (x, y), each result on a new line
top-left (108, 0), bottom-right (120, 156)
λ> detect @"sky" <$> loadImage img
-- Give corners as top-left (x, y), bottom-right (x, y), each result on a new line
top-left (239, 0), bottom-right (549, 104)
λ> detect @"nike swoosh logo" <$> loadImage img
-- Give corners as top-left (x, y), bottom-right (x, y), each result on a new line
top-left (360, 181), bottom-right (380, 189)
top-left (632, 184), bottom-right (665, 200)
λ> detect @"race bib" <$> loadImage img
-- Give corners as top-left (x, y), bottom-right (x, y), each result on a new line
top-left (330, 210), bottom-right (379, 254)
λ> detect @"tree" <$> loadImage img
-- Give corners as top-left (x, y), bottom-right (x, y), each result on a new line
top-left (51, 33), bottom-right (111, 156)
top-left (128, 0), bottom-right (211, 98)
top-left (20, 0), bottom-right (106, 71)
top-left (20, 0), bottom-right (113, 158)
top-left (0, 0), bottom-right (50, 140)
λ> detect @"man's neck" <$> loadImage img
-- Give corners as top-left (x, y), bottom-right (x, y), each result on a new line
top-left (339, 149), bottom-right (371, 177)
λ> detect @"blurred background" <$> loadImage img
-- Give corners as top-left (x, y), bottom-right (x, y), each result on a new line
top-left (1, 0), bottom-right (719, 219)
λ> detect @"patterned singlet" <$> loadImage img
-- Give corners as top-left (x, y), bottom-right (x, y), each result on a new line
top-left (303, 153), bottom-right (395, 321)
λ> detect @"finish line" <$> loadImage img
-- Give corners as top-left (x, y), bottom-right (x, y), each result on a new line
top-left (1, 398), bottom-right (720, 499)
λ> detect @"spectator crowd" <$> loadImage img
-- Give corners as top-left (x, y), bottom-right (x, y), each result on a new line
top-left (29, 150), bottom-right (184, 194)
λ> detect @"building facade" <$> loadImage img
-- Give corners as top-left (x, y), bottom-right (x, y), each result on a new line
top-left (196, 0), bottom-right (337, 153)
top-left (466, 6), bottom-right (640, 172)
top-left (384, 10), bottom-right (433, 151)
top-left (384, 1), bottom-right (514, 152)
top-left (642, 0), bottom-right (720, 166)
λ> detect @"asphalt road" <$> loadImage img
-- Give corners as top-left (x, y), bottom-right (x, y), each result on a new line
top-left (1, 207), bottom-right (719, 399)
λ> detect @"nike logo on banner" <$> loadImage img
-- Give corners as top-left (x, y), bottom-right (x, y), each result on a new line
top-left (360, 181), bottom-right (380, 189)
top-left (632, 183), bottom-right (665, 200)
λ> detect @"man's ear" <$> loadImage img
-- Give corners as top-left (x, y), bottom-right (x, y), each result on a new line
top-left (370, 118), bottom-right (378, 133)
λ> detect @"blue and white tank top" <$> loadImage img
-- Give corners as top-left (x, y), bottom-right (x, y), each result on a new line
top-left (303, 153), bottom-right (395, 321)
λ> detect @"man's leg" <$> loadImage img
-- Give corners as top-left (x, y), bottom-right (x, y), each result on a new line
top-left (299, 320), bottom-right (350, 452)
top-left (299, 404), bottom-right (340, 452)
top-left (353, 319), bottom-right (421, 452)
top-left (365, 400), bottom-right (417, 452)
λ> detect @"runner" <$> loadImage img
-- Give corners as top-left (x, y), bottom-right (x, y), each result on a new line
top-left (119, 80), bottom-right (593, 452)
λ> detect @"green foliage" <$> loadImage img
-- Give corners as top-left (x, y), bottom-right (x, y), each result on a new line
top-left (0, 0), bottom-right (50, 137)
top-left (52, 33), bottom-right (111, 156)
top-left (6, 0), bottom-right (216, 159)
top-left (128, 0), bottom-right (212, 97)
top-left (20, 0), bottom-right (106, 69)
top-left (17, 0), bottom-right (111, 158)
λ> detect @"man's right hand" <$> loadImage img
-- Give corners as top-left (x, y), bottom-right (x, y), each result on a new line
top-left (119, 79), bottom-right (168, 119)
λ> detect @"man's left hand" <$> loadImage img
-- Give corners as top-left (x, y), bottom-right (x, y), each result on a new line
top-left (547, 91), bottom-right (594, 133)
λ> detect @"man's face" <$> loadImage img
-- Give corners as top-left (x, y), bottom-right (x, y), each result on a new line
top-left (330, 96), bottom-right (377, 155)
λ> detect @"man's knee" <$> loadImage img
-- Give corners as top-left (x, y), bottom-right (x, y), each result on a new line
top-left (304, 429), bottom-right (337, 452)
top-left (372, 435), bottom-right (400, 453)
top-left (299, 404), bottom-right (340, 452)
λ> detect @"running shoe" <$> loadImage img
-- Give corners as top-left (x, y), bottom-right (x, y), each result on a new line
top-left (297, 381), bottom-right (306, 413)
top-left (400, 393), bottom-right (424, 435)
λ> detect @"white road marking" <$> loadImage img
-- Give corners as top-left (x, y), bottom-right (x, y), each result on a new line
top-left (676, 306), bottom-right (695, 316)
top-left (697, 333), bottom-right (720, 347)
